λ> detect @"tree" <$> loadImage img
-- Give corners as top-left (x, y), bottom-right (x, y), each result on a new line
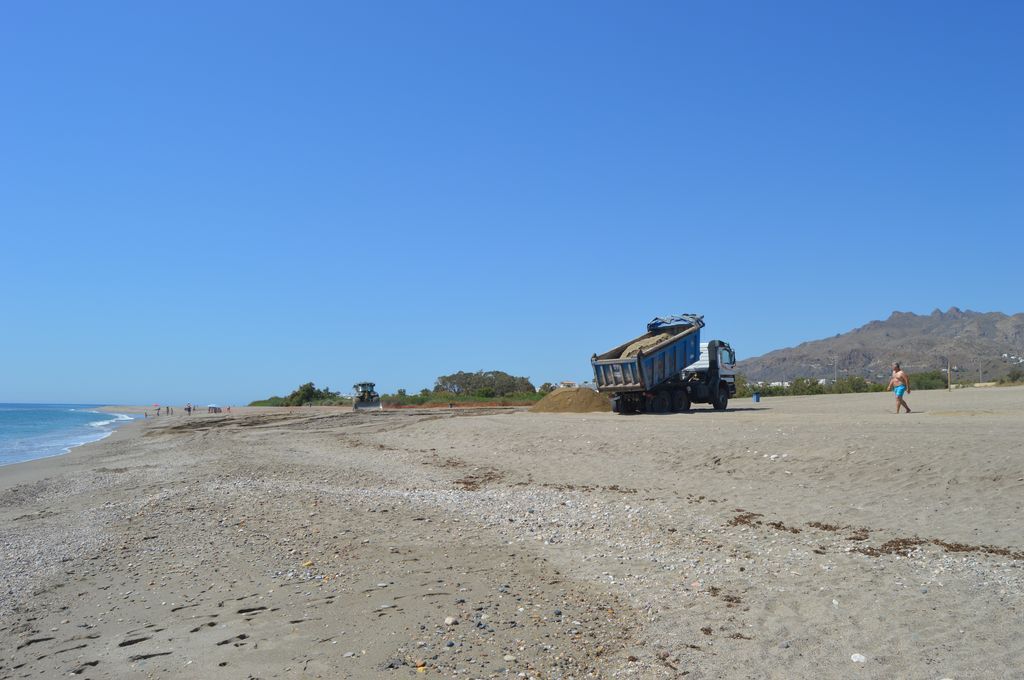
top-left (282, 382), bottom-right (341, 406)
top-left (733, 374), bottom-right (751, 397)
top-left (288, 382), bottom-right (319, 405)
top-left (790, 377), bottom-right (823, 395)
top-left (539, 382), bottom-right (555, 394)
top-left (434, 371), bottom-right (472, 394)
top-left (434, 370), bottom-right (535, 396)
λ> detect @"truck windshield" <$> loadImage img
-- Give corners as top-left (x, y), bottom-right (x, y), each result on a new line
top-left (720, 349), bottom-right (735, 366)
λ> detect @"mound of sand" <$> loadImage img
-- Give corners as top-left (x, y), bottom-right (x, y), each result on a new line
top-left (530, 387), bottom-right (611, 413)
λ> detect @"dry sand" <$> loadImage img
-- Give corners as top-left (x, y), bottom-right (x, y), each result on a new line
top-left (1, 388), bottom-right (1023, 678)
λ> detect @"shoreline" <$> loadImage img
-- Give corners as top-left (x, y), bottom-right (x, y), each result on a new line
top-left (1, 389), bottom-right (1022, 677)
top-left (0, 410), bottom-right (147, 493)
top-left (0, 409), bottom-right (135, 470)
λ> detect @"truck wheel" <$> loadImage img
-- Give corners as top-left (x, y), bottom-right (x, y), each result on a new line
top-left (713, 384), bottom-right (729, 410)
top-left (614, 395), bottom-right (637, 414)
top-left (672, 390), bottom-right (691, 412)
top-left (649, 393), bottom-right (670, 413)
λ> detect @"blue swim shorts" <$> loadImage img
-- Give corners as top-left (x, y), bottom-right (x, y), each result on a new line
top-left (894, 385), bottom-right (906, 398)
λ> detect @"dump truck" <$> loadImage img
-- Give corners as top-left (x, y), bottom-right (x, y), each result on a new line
top-left (591, 314), bottom-right (737, 414)
top-left (352, 382), bottom-right (382, 410)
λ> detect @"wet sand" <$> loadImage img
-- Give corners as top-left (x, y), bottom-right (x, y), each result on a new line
top-left (1, 388), bottom-right (1022, 678)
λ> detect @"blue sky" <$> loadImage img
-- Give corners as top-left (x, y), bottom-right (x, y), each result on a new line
top-left (2, 2), bottom-right (1021, 404)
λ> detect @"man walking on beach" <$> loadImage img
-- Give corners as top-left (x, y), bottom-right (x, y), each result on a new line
top-left (887, 362), bottom-right (911, 414)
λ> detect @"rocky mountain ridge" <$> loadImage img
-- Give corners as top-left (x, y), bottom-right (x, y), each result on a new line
top-left (736, 308), bottom-right (1024, 383)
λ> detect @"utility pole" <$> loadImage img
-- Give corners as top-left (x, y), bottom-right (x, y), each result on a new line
top-left (947, 358), bottom-right (951, 392)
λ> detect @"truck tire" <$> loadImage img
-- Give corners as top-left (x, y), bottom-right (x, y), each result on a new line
top-left (712, 383), bottom-right (729, 410)
top-left (614, 395), bottom-right (637, 415)
top-left (672, 389), bottom-right (691, 412)
top-left (649, 393), bottom-right (670, 414)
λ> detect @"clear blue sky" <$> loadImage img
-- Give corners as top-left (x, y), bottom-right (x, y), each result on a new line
top-left (2, 2), bottom-right (1021, 404)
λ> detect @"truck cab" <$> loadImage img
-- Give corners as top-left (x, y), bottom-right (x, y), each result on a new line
top-left (683, 340), bottom-right (737, 410)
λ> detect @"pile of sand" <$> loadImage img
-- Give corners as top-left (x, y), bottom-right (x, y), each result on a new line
top-left (619, 332), bottom-right (673, 358)
top-left (530, 387), bottom-right (611, 413)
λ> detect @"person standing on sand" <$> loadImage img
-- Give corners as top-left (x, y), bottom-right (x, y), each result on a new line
top-left (887, 362), bottom-right (912, 414)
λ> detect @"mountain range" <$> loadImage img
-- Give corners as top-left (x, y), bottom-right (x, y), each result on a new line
top-left (736, 308), bottom-right (1024, 383)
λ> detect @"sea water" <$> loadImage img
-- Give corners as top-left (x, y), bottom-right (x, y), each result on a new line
top-left (0, 404), bottom-right (136, 467)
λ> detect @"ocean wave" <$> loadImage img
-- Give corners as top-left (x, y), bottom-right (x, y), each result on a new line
top-left (0, 406), bottom-right (136, 467)
top-left (59, 430), bottom-right (116, 454)
top-left (0, 430), bottom-right (116, 468)
top-left (71, 430), bottom-right (115, 447)
top-left (86, 412), bottom-right (135, 428)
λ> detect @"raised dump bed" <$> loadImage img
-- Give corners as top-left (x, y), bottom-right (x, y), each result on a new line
top-left (591, 314), bottom-right (704, 393)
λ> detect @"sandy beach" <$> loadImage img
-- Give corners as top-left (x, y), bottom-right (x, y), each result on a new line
top-left (1, 388), bottom-right (1022, 678)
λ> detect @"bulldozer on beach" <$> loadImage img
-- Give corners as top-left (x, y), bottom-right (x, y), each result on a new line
top-left (352, 382), bottom-right (382, 411)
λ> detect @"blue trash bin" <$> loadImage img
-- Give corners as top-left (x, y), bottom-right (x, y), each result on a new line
top-left (752, 392), bottom-right (761, 403)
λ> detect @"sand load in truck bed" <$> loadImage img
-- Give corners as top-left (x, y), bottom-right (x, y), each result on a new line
top-left (529, 388), bottom-right (611, 413)
top-left (618, 332), bottom-right (675, 358)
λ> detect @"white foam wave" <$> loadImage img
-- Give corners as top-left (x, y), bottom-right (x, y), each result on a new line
top-left (87, 412), bottom-right (134, 428)
top-left (0, 430), bottom-right (116, 468)
top-left (62, 430), bottom-right (115, 452)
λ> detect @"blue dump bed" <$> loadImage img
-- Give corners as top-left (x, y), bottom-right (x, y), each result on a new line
top-left (591, 316), bottom-right (704, 393)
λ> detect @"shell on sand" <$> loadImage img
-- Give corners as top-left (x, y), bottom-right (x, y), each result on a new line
top-left (530, 388), bottom-right (611, 413)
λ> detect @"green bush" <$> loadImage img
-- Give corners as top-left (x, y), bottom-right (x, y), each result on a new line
top-left (907, 370), bottom-right (948, 390)
top-left (251, 372), bottom-right (545, 408)
top-left (250, 382), bottom-right (349, 407)
top-left (999, 368), bottom-right (1024, 385)
top-left (739, 370), bottom-right (961, 398)
top-left (249, 396), bottom-right (287, 406)
top-left (789, 377), bottom-right (825, 395)
top-left (379, 391), bottom-right (545, 407)
top-left (737, 373), bottom-right (886, 398)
